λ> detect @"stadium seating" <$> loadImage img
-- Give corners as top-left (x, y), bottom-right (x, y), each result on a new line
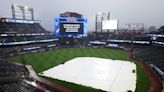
top-left (0, 20), bottom-right (58, 59)
top-left (0, 60), bottom-right (29, 81)
top-left (156, 37), bottom-right (164, 42)
top-left (133, 45), bottom-right (164, 80)
top-left (0, 59), bottom-right (56, 92)
top-left (0, 22), bottom-right (50, 34)
top-left (0, 22), bottom-right (8, 31)
top-left (1, 81), bottom-right (36, 92)
top-left (124, 36), bottom-right (132, 40)
top-left (0, 17), bottom-right (163, 91)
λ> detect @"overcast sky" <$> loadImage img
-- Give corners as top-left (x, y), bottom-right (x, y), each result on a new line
top-left (0, 0), bottom-right (164, 31)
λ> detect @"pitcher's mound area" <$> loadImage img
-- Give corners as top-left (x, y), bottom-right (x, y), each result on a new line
top-left (39, 57), bottom-right (136, 92)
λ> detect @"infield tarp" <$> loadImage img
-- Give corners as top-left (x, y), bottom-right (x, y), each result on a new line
top-left (39, 57), bottom-right (136, 92)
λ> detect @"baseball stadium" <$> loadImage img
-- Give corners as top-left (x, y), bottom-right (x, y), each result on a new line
top-left (0, 3), bottom-right (164, 92)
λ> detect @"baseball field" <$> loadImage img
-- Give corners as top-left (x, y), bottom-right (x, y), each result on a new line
top-left (8, 48), bottom-right (151, 92)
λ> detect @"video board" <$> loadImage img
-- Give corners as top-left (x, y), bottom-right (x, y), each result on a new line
top-left (55, 17), bottom-right (87, 38)
top-left (126, 23), bottom-right (144, 31)
top-left (60, 23), bottom-right (84, 34)
top-left (102, 20), bottom-right (118, 30)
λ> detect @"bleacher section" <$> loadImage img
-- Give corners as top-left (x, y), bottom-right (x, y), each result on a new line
top-left (92, 31), bottom-right (164, 82)
top-left (157, 37), bottom-right (164, 42)
top-left (0, 21), bottom-right (49, 34)
top-left (0, 59), bottom-right (56, 92)
top-left (152, 37), bottom-right (164, 46)
top-left (148, 30), bottom-right (164, 46)
top-left (107, 34), bottom-right (151, 44)
top-left (0, 18), bottom-right (58, 58)
top-left (0, 60), bottom-right (32, 92)
top-left (0, 19), bottom-right (62, 91)
top-left (1, 80), bottom-right (37, 92)
top-left (0, 60), bottom-right (28, 83)
top-left (133, 45), bottom-right (164, 80)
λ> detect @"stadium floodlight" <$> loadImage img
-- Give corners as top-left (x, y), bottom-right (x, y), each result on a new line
top-left (12, 4), bottom-right (34, 20)
top-left (102, 20), bottom-right (118, 30)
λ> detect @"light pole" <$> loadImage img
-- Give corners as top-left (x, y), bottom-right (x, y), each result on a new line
top-left (129, 29), bottom-right (134, 60)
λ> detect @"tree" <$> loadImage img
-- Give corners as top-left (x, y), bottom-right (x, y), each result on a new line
top-left (147, 26), bottom-right (157, 33)
top-left (158, 26), bottom-right (164, 32)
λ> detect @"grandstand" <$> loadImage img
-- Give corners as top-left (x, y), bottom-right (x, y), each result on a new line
top-left (0, 59), bottom-right (57, 92)
top-left (0, 18), bottom-right (58, 59)
top-left (132, 30), bottom-right (164, 81)
top-left (133, 46), bottom-right (164, 64)
top-left (0, 16), bottom-right (164, 91)
top-left (0, 6), bottom-right (61, 92)
top-left (0, 17), bottom-right (74, 92)
top-left (0, 4), bottom-right (164, 92)
top-left (89, 29), bottom-right (164, 91)
top-left (107, 33), bottom-right (151, 44)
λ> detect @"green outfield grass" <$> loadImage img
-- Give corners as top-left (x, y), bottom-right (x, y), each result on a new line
top-left (7, 48), bottom-right (150, 92)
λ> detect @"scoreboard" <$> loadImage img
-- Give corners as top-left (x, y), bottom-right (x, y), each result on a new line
top-left (60, 23), bottom-right (84, 34)
top-left (55, 17), bottom-right (87, 38)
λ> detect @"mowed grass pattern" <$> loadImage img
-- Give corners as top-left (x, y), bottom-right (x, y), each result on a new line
top-left (8, 48), bottom-right (150, 92)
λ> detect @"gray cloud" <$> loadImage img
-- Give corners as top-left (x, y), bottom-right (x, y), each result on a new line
top-left (0, 0), bottom-right (164, 31)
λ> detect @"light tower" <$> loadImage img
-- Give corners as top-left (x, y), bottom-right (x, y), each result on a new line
top-left (12, 4), bottom-right (34, 20)
top-left (95, 12), bottom-right (110, 32)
